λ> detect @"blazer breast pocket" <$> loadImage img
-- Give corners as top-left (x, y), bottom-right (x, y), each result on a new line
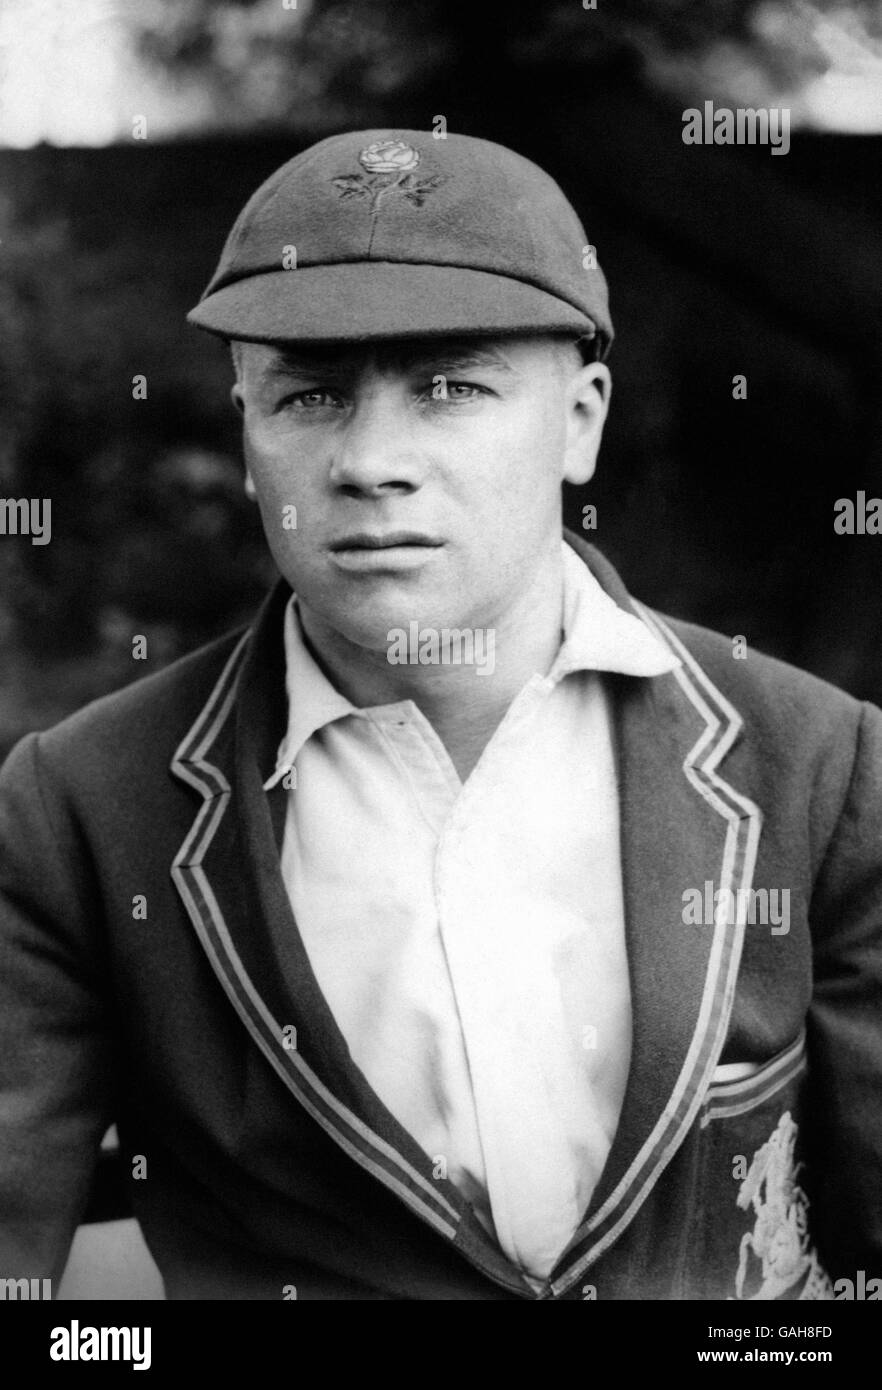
top-left (702, 1031), bottom-right (807, 1127)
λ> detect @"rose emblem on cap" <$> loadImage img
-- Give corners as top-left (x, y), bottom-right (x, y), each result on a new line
top-left (359, 140), bottom-right (420, 173)
top-left (333, 138), bottom-right (439, 215)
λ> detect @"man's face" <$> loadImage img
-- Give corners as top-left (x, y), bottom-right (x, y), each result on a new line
top-left (232, 334), bottom-right (609, 650)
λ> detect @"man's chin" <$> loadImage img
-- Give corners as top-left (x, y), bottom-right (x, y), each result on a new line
top-left (317, 613), bottom-right (441, 657)
top-left (303, 597), bottom-right (476, 659)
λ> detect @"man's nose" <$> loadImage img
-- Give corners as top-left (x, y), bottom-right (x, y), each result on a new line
top-left (329, 386), bottom-right (423, 494)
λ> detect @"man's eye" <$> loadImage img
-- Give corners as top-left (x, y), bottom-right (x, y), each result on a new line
top-left (281, 388), bottom-right (343, 409)
top-left (422, 380), bottom-right (487, 402)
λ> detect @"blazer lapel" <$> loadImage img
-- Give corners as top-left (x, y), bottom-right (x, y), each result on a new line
top-left (549, 537), bottom-right (763, 1296)
top-left (169, 580), bottom-right (537, 1297)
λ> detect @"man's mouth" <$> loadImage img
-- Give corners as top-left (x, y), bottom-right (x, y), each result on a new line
top-left (328, 532), bottom-right (445, 572)
top-left (329, 532), bottom-right (443, 551)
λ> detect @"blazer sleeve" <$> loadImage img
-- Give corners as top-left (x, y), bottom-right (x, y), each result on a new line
top-left (806, 699), bottom-right (882, 1281)
top-left (0, 731), bottom-right (119, 1285)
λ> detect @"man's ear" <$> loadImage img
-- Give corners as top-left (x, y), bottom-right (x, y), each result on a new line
top-left (561, 362), bottom-right (612, 487)
top-left (231, 383), bottom-right (245, 416)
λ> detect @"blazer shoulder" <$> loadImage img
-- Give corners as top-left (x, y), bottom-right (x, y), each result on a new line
top-left (652, 609), bottom-right (872, 750)
top-left (6, 625), bottom-right (249, 783)
top-left (644, 613), bottom-right (882, 864)
top-left (568, 534), bottom-right (873, 745)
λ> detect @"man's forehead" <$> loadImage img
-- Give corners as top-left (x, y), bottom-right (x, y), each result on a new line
top-left (246, 335), bottom-right (560, 377)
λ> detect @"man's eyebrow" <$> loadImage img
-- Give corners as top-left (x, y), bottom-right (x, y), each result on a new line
top-left (262, 352), bottom-right (350, 379)
top-left (260, 343), bottom-right (519, 380)
top-left (401, 345), bottom-right (517, 375)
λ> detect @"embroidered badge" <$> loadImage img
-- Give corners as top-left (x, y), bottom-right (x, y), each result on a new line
top-left (332, 140), bottom-right (441, 212)
top-left (733, 1111), bottom-right (833, 1300)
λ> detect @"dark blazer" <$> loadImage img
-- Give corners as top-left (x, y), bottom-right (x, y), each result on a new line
top-left (1, 535), bottom-right (880, 1300)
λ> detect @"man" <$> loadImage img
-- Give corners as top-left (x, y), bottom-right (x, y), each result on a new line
top-left (0, 129), bottom-right (880, 1302)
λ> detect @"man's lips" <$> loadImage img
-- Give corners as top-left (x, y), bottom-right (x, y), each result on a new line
top-left (328, 532), bottom-right (443, 551)
top-left (327, 532), bottom-right (445, 572)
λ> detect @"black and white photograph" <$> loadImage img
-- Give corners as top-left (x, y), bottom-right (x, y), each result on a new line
top-left (0, 0), bottom-right (880, 1346)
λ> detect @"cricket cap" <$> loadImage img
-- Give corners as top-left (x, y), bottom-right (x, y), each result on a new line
top-left (188, 129), bottom-right (613, 357)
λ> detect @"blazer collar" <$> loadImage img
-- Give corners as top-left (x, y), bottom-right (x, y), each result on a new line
top-left (170, 538), bottom-right (761, 1299)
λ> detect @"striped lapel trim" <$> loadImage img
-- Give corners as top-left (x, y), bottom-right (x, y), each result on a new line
top-left (169, 630), bottom-right (460, 1242)
top-left (550, 604), bottom-right (762, 1297)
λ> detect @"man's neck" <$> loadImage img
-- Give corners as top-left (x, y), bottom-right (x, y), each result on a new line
top-left (298, 548), bottom-right (566, 781)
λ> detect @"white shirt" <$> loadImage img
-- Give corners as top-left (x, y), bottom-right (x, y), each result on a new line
top-left (265, 543), bottom-right (679, 1279)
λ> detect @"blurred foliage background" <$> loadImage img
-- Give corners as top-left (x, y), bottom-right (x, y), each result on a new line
top-left (1, 0), bottom-right (881, 757)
